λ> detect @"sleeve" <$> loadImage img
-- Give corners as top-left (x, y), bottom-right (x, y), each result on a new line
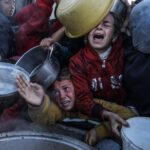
top-left (95, 122), bottom-right (112, 139)
top-left (69, 56), bottom-right (104, 119)
top-left (28, 95), bottom-right (63, 125)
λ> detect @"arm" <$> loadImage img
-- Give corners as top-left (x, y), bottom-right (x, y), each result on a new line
top-left (40, 27), bottom-right (65, 48)
top-left (16, 74), bottom-right (63, 125)
top-left (28, 95), bottom-right (63, 125)
top-left (85, 112), bottom-right (128, 145)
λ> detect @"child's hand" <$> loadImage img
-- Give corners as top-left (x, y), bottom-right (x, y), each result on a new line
top-left (16, 74), bottom-right (45, 106)
top-left (102, 110), bottom-right (129, 138)
top-left (85, 128), bottom-right (98, 146)
top-left (40, 37), bottom-right (54, 49)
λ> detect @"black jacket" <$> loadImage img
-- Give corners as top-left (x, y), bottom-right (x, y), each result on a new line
top-left (123, 35), bottom-right (150, 116)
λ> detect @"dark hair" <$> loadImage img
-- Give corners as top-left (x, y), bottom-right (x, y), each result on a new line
top-left (48, 68), bottom-right (71, 101)
top-left (110, 11), bottom-right (127, 35)
top-left (56, 68), bottom-right (71, 81)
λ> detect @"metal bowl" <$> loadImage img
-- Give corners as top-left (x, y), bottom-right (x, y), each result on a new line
top-left (0, 62), bottom-right (30, 98)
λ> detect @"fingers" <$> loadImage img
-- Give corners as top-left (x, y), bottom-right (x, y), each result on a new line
top-left (117, 116), bottom-right (129, 127)
top-left (16, 74), bottom-right (29, 89)
top-left (30, 82), bottom-right (44, 92)
top-left (85, 133), bottom-right (89, 144)
top-left (40, 37), bottom-right (54, 49)
top-left (111, 114), bottom-right (129, 138)
top-left (112, 123), bottom-right (121, 138)
top-left (16, 74), bottom-right (30, 96)
top-left (85, 129), bottom-right (97, 146)
top-left (85, 133), bottom-right (93, 145)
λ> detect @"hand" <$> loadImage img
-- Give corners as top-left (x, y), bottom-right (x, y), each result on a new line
top-left (40, 37), bottom-right (54, 49)
top-left (85, 128), bottom-right (98, 146)
top-left (16, 74), bottom-right (45, 106)
top-left (102, 110), bottom-right (129, 138)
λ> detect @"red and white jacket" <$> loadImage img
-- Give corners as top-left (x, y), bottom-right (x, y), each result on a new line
top-left (69, 37), bottom-right (125, 118)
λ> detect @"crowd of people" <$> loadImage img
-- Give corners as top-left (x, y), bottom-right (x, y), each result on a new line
top-left (0, 0), bottom-right (149, 149)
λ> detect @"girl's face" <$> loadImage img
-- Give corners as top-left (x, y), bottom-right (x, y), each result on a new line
top-left (88, 13), bottom-right (116, 53)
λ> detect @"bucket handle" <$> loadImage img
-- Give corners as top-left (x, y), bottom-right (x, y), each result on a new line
top-left (47, 42), bottom-right (65, 60)
top-left (48, 45), bottom-right (54, 60)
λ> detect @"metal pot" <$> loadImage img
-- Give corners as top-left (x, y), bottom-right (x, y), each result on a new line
top-left (30, 53), bottom-right (60, 89)
top-left (16, 45), bottom-right (47, 74)
top-left (0, 131), bottom-right (93, 150)
top-left (16, 45), bottom-right (60, 89)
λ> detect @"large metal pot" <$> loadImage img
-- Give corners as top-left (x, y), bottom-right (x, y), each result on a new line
top-left (0, 131), bottom-right (93, 150)
top-left (16, 45), bottom-right (60, 89)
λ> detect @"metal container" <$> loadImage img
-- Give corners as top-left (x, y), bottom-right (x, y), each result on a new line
top-left (30, 55), bottom-right (60, 89)
top-left (0, 131), bottom-right (93, 150)
top-left (0, 62), bottom-right (29, 98)
top-left (16, 45), bottom-right (47, 75)
top-left (16, 45), bottom-right (60, 89)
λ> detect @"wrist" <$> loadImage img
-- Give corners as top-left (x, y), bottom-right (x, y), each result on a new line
top-left (101, 110), bottom-right (112, 120)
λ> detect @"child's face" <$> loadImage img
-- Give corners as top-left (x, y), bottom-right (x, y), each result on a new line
top-left (53, 79), bottom-right (75, 111)
top-left (88, 13), bottom-right (116, 53)
top-left (0, 0), bottom-right (14, 16)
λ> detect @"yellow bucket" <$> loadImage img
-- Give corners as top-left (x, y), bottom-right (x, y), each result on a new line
top-left (57, 0), bottom-right (115, 38)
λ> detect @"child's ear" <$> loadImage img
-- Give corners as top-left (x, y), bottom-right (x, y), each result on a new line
top-left (112, 35), bottom-right (118, 43)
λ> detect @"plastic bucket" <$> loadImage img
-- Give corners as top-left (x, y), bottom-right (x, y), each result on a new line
top-left (121, 117), bottom-right (150, 150)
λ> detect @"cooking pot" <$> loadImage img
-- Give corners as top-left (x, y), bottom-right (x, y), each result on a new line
top-left (16, 45), bottom-right (47, 74)
top-left (0, 62), bottom-right (30, 102)
top-left (0, 131), bottom-right (93, 150)
top-left (16, 45), bottom-right (60, 89)
top-left (30, 46), bottom-right (60, 89)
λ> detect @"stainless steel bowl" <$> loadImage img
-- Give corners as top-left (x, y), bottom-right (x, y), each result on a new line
top-left (0, 62), bottom-right (29, 98)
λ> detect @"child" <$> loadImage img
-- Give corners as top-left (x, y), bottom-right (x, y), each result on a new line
top-left (69, 12), bottom-right (127, 120)
top-left (16, 68), bottom-right (135, 145)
